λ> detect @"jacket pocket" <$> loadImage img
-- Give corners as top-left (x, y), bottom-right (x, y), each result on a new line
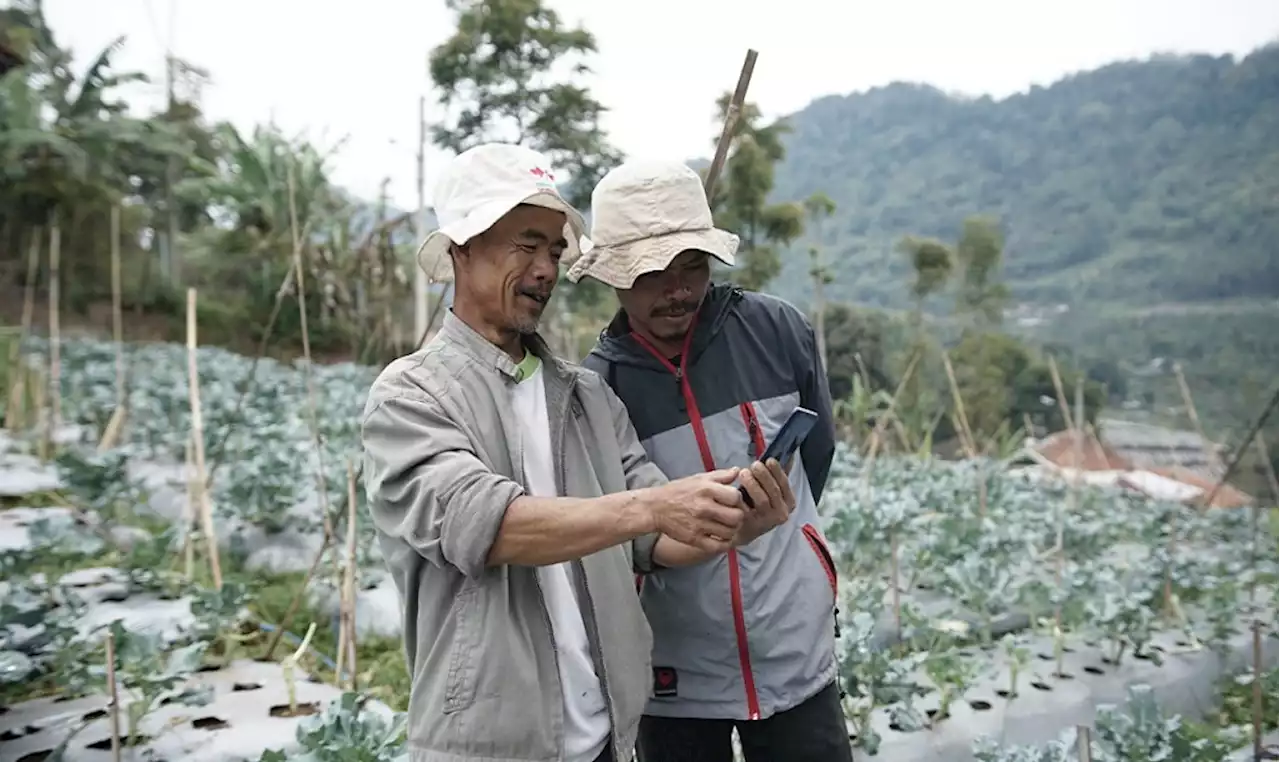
top-left (443, 584), bottom-right (481, 713)
top-left (801, 523), bottom-right (838, 599)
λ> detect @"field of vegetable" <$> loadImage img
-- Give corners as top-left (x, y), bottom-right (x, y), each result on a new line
top-left (1, 336), bottom-right (1277, 761)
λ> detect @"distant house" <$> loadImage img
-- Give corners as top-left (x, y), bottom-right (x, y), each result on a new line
top-left (1024, 418), bottom-right (1251, 509)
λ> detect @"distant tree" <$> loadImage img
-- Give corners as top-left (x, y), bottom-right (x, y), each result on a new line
top-left (953, 216), bottom-right (1009, 332)
top-left (804, 191), bottom-right (837, 370)
top-left (708, 97), bottom-right (803, 292)
top-left (428, 0), bottom-right (622, 208)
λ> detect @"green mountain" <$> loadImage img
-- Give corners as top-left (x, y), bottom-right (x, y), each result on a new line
top-left (768, 44), bottom-right (1279, 310)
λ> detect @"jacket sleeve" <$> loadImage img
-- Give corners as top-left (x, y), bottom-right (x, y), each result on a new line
top-left (603, 382), bottom-right (668, 574)
top-left (362, 392), bottom-right (525, 579)
top-left (796, 318), bottom-right (836, 504)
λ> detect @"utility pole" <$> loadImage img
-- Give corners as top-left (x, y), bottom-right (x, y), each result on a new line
top-left (414, 94), bottom-right (429, 347)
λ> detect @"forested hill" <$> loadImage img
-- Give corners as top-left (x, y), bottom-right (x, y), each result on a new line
top-left (767, 44), bottom-right (1279, 309)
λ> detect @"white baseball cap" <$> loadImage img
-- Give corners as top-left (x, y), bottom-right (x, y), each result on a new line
top-left (416, 143), bottom-right (589, 283)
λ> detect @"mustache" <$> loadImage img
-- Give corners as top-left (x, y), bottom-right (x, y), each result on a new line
top-left (652, 299), bottom-right (699, 318)
top-left (517, 286), bottom-right (554, 303)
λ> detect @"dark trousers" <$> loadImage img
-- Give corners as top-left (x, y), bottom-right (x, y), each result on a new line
top-left (635, 681), bottom-right (854, 762)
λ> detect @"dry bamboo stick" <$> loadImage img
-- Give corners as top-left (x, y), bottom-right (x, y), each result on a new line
top-left (1075, 725), bottom-right (1092, 762)
top-left (183, 434), bottom-right (196, 580)
top-left (105, 629), bottom-right (122, 762)
top-left (889, 527), bottom-right (902, 642)
top-left (941, 353), bottom-right (977, 458)
top-left (48, 225), bottom-right (61, 443)
top-left (262, 528), bottom-right (333, 661)
top-left (33, 359), bottom-right (48, 461)
top-left (860, 350), bottom-right (921, 467)
top-left (286, 167), bottom-right (340, 587)
top-left (1252, 434), bottom-right (1278, 503)
top-left (99, 207), bottom-right (128, 451)
top-left (1252, 619), bottom-right (1264, 761)
top-left (3, 229), bottom-right (41, 430)
top-left (704, 50), bottom-right (759, 200)
top-left (1046, 356), bottom-right (1075, 435)
top-left (186, 288), bottom-right (223, 589)
top-left (343, 460), bottom-right (359, 689)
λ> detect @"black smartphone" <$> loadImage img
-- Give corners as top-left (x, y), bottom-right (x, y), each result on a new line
top-left (739, 406), bottom-right (818, 508)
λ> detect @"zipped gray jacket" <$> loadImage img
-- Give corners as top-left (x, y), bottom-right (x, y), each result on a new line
top-left (362, 311), bottom-right (664, 761)
top-left (583, 284), bottom-right (840, 722)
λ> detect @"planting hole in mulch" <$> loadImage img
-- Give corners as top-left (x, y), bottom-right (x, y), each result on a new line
top-left (969, 699), bottom-right (992, 711)
top-left (888, 720), bottom-right (919, 733)
top-left (1, 728), bottom-right (25, 741)
top-left (88, 735), bottom-right (152, 749)
top-left (995, 689), bottom-right (1017, 699)
top-left (1030, 681), bottom-right (1052, 692)
top-left (82, 709), bottom-right (108, 722)
top-left (17, 752), bottom-right (52, 762)
top-left (1135, 651), bottom-right (1156, 661)
top-left (269, 702), bottom-right (320, 718)
top-left (1175, 639), bottom-right (1191, 647)
top-left (232, 682), bottom-right (263, 692)
top-left (1062, 646), bottom-right (1075, 653)
top-left (1150, 644), bottom-right (1165, 652)
top-left (193, 716), bottom-right (230, 730)
top-left (1052, 671), bottom-right (1074, 680)
top-left (925, 708), bottom-right (950, 722)
top-left (1084, 665), bottom-right (1105, 675)
top-left (1036, 652), bottom-right (1053, 661)
top-left (1101, 656), bottom-right (1117, 665)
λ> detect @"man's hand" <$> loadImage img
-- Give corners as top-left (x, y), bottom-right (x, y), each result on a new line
top-left (733, 458), bottom-right (795, 547)
top-left (645, 469), bottom-right (745, 553)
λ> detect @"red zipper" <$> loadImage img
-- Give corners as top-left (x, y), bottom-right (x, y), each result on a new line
top-left (630, 320), bottom-right (763, 720)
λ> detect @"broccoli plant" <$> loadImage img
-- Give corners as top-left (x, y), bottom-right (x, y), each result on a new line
top-left (106, 620), bottom-right (213, 748)
top-left (1086, 564), bottom-right (1161, 666)
top-left (190, 581), bottom-right (255, 665)
top-left (258, 692), bottom-right (408, 762)
top-left (922, 646), bottom-right (982, 722)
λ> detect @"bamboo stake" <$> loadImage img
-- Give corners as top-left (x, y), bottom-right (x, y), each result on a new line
top-left (1053, 377), bottom-right (1084, 678)
top-left (1046, 356), bottom-right (1074, 435)
top-left (99, 207), bottom-right (128, 452)
top-left (48, 225), bottom-right (61, 443)
top-left (889, 527), bottom-right (902, 643)
top-left (3, 229), bottom-right (40, 431)
top-left (860, 349), bottom-right (921, 467)
top-left (105, 629), bottom-right (122, 762)
top-left (1201, 389), bottom-right (1279, 511)
top-left (286, 167), bottom-right (340, 587)
top-left (1075, 725), bottom-right (1092, 762)
top-left (941, 353), bottom-right (977, 458)
top-left (33, 359), bottom-right (48, 461)
top-left (704, 50), bottom-right (759, 200)
top-left (1252, 619), bottom-right (1263, 762)
top-left (1172, 363), bottom-right (1219, 469)
top-left (183, 434), bottom-right (196, 580)
top-left (262, 462), bottom-right (364, 660)
top-left (1253, 434), bottom-right (1278, 503)
top-left (186, 288), bottom-right (223, 589)
top-left (343, 460), bottom-right (359, 689)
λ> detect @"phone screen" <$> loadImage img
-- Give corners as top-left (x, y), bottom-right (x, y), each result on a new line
top-left (739, 406), bottom-right (818, 508)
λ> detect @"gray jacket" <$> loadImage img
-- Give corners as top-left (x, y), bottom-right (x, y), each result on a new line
top-left (362, 311), bottom-right (664, 762)
top-left (583, 284), bottom-right (839, 721)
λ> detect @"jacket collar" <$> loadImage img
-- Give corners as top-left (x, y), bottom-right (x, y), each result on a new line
top-left (437, 309), bottom-right (577, 386)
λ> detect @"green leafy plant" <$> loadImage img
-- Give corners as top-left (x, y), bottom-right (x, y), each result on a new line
top-left (258, 692), bottom-right (408, 762)
top-left (106, 620), bottom-right (213, 747)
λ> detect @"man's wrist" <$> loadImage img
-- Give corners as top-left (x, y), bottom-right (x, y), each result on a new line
top-left (622, 487), bottom-right (660, 536)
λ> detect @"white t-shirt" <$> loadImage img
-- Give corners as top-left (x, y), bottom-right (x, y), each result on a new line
top-left (510, 357), bottom-right (611, 762)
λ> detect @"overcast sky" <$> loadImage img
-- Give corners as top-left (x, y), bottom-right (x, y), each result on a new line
top-left (43, 0), bottom-right (1279, 210)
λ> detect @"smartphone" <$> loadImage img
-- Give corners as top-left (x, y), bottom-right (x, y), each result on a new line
top-left (739, 406), bottom-right (818, 508)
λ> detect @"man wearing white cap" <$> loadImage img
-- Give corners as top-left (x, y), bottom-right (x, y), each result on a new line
top-left (361, 143), bottom-right (798, 762)
top-left (568, 160), bottom-right (851, 762)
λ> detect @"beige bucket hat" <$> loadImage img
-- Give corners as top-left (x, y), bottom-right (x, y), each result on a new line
top-left (566, 160), bottom-right (738, 289)
top-left (416, 143), bottom-right (588, 283)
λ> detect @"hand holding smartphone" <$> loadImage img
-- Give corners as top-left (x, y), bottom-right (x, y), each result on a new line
top-left (739, 406), bottom-right (817, 508)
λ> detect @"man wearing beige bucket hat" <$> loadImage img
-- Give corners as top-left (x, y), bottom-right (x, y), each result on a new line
top-left (570, 160), bottom-right (851, 762)
top-left (361, 143), bottom-right (798, 762)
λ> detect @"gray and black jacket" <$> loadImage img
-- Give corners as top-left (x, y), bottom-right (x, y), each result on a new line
top-left (583, 284), bottom-right (839, 721)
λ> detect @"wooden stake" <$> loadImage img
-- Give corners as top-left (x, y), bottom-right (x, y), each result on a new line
top-left (860, 349), bottom-right (921, 466)
top-left (105, 629), bottom-right (123, 762)
top-left (1252, 619), bottom-right (1263, 762)
top-left (1075, 725), bottom-right (1092, 762)
top-left (1201, 389), bottom-right (1279, 511)
top-left (48, 225), bottom-right (61, 441)
top-left (33, 359), bottom-right (48, 461)
top-left (941, 353), bottom-right (977, 458)
top-left (1046, 356), bottom-right (1074, 435)
top-left (186, 288), bottom-right (222, 589)
top-left (262, 528), bottom-right (333, 661)
top-left (4, 229), bottom-right (40, 431)
top-left (99, 207), bottom-right (128, 451)
top-left (1253, 434), bottom-right (1278, 503)
top-left (343, 460), bottom-right (359, 689)
top-left (286, 167), bottom-right (340, 586)
top-left (889, 527), bottom-right (902, 643)
top-left (703, 49), bottom-right (759, 200)
top-left (183, 434), bottom-right (196, 580)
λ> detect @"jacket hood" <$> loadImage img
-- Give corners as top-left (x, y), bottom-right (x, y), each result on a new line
top-left (589, 283), bottom-right (744, 371)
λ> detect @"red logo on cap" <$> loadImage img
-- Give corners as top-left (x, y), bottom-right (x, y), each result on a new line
top-left (530, 167), bottom-right (556, 182)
